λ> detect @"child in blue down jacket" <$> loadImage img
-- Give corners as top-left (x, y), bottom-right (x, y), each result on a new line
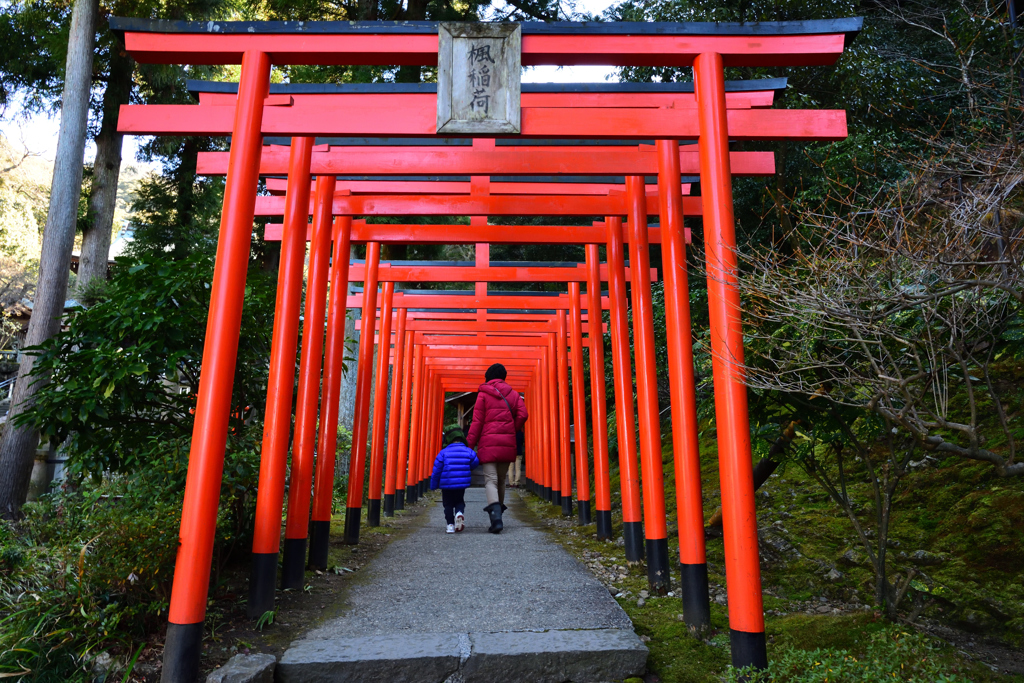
top-left (430, 428), bottom-right (480, 534)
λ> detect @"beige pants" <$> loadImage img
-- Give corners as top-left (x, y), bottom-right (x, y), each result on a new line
top-left (481, 462), bottom-right (510, 506)
top-left (506, 456), bottom-right (523, 486)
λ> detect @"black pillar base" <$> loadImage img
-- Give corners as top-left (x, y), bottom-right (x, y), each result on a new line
top-left (680, 562), bottom-right (712, 632)
top-left (542, 485), bottom-right (550, 501)
top-left (343, 506), bottom-right (361, 545)
top-left (406, 484), bottom-right (417, 504)
top-left (552, 491), bottom-right (561, 506)
top-left (161, 621), bottom-right (203, 683)
top-left (367, 499), bottom-right (381, 527)
top-left (247, 552), bottom-right (278, 619)
top-left (395, 490), bottom-right (405, 511)
top-left (281, 537), bottom-right (307, 590)
top-left (623, 521), bottom-right (645, 563)
top-left (577, 499), bottom-right (592, 526)
top-left (419, 480), bottom-right (427, 496)
top-left (561, 495), bottom-right (573, 516)
top-left (308, 520), bottom-right (331, 571)
top-left (730, 629), bottom-right (768, 675)
top-left (596, 510), bottom-right (613, 540)
top-left (646, 538), bottom-right (670, 594)
top-left (383, 493), bottom-right (395, 517)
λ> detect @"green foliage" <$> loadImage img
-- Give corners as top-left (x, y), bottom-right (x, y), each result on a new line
top-left (332, 425), bottom-right (353, 512)
top-left (255, 610), bottom-right (276, 631)
top-left (728, 628), bottom-right (972, 683)
top-left (16, 251), bottom-right (274, 476)
top-left (0, 441), bottom-right (261, 680)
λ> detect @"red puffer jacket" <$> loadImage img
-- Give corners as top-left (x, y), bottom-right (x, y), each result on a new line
top-left (466, 379), bottom-right (528, 463)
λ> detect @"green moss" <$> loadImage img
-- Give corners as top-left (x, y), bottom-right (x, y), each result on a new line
top-left (523, 415), bottom-right (1024, 682)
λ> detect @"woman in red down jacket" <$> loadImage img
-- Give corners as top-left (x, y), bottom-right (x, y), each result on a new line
top-left (467, 363), bottom-right (528, 533)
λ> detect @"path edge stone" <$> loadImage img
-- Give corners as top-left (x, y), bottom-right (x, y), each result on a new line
top-left (277, 628), bottom-right (647, 683)
top-left (205, 653), bottom-right (276, 683)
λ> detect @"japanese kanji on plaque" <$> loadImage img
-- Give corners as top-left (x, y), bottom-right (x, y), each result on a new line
top-left (437, 22), bottom-right (521, 134)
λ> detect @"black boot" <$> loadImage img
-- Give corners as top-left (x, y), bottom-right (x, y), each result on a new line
top-left (483, 503), bottom-right (504, 534)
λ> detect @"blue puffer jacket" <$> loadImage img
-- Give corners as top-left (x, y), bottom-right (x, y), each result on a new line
top-left (430, 442), bottom-right (480, 490)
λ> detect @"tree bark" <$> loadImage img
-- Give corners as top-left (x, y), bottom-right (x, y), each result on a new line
top-left (0, 0), bottom-right (97, 518)
top-left (338, 245), bottom-right (359, 441)
top-left (78, 37), bottom-right (133, 290)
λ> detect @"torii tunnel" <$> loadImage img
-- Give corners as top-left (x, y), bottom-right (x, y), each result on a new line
top-left (110, 15), bottom-right (860, 681)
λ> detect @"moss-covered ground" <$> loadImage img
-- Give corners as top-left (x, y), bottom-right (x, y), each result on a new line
top-left (517, 426), bottom-right (1024, 682)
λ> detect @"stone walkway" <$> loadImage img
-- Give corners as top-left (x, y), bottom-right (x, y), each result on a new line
top-left (277, 487), bottom-right (647, 682)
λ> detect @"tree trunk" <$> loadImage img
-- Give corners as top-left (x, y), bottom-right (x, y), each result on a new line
top-left (78, 39), bottom-right (134, 290)
top-left (0, 0), bottom-right (98, 518)
top-left (338, 245), bottom-right (360, 436)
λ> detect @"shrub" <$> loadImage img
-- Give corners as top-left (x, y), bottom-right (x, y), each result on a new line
top-left (728, 628), bottom-right (972, 682)
top-left (0, 441), bottom-right (261, 681)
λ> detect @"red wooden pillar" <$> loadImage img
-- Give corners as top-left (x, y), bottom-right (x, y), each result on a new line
top-left (384, 308), bottom-right (409, 516)
top-left (433, 376), bottom-right (444, 486)
top-left (163, 50), bottom-right (270, 683)
top-left (343, 242), bottom-right (381, 544)
top-left (248, 136), bottom-right (312, 618)
top-left (695, 51), bottom-right (767, 670)
top-left (425, 374), bottom-right (441, 489)
top-left (626, 174), bottom-right (671, 593)
top-left (536, 366), bottom-right (545, 497)
top-left (406, 343), bottom-right (425, 504)
top-left (530, 379), bottom-right (541, 494)
top-left (536, 350), bottom-right (547, 500)
top-left (551, 340), bottom-right (562, 505)
top-left (538, 351), bottom-right (551, 500)
top-left (568, 282), bottom-right (591, 525)
top-left (524, 385), bottom-right (532, 491)
top-left (281, 173), bottom-right (336, 588)
top-left (657, 139), bottom-right (711, 630)
top-left (556, 311), bottom-right (573, 516)
top-left (394, 328), bottom-right (414, 510)
top-left (308, 213), bottom-right (353, 570)
top-left (367, 282), bottom-right (396, 527)
top-left (421, 354), bottom-right (434, 494)
top-left (605, 215), bottom-right (645, 563)
top-left (546, 334), bottom-right (561, 506)
top-left (585, 244), bottom-right (613, 540)
top-left (421, 370), bottom-right (436, 495)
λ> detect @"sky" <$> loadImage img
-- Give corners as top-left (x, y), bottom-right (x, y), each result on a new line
top-left (0, 0), bottom-right (619, 169)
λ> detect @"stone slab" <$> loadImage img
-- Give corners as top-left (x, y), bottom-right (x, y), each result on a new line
top-left (276, 632), bottom-right (461, 683)
top-left (205, 653), bottom-right (275, 683)
top-left (277, 630), bottom-right (646, 683)
top-left (462, 629), bottom-right (648, 683)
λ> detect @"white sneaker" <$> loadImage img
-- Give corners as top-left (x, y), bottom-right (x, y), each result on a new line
top-left (454, 513), bottom-right (465, 532)
top-left (446, 524), bottom-right (455, 534)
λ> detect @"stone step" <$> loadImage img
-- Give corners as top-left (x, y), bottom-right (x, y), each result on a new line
top-left (276, 628), bottom-right (647, 683)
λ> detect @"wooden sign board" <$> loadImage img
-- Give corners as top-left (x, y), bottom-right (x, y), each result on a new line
top-left (437, 22), bottom-right (522, 134)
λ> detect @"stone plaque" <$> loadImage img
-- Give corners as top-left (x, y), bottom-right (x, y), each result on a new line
top-left (437, 22), bottom-right (521, 135)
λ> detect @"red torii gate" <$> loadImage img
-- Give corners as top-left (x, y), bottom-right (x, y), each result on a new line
top-left (220, 153), bottom-right (682, 580)
top-left (111, 15), bottom-right (859, 680)
top-left (250, 171), bottom-right (711, 602)
top-left (212, 142), bottom-right (731, 599)
top-left (250, 173), bottom-right (669, 572)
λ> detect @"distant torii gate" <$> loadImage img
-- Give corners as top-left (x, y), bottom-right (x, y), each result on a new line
top-left (111, 15), bottom-right (859, 681)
